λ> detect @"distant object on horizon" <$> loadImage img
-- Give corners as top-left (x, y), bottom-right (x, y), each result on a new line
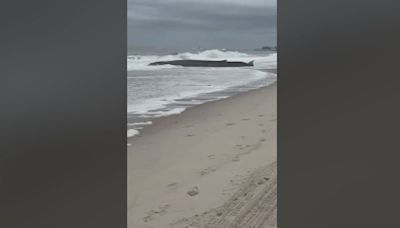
top-left (255, 46), bottom-right (277, 51)
top-left (149, 59), bottom-right (255, 67)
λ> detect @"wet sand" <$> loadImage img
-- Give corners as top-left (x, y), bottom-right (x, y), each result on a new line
top-left (128, 83), bottom-right (277, 228)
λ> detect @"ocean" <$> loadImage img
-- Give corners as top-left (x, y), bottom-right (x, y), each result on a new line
top-left (127, 49), bottom-right (277, 137)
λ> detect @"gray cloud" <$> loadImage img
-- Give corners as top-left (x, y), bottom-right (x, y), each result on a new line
top-left (128, 0), bottom-right (276, 50)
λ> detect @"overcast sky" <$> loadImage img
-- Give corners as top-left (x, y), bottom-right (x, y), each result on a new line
top-left (128, 0), bottom-right (276, 50)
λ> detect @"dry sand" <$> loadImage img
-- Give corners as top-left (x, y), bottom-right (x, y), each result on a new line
top-left (128, 83), bottom-right (277, 228)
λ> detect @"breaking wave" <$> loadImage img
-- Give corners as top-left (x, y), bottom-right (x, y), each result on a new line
top-left (127, 49), bottom-right (276, 71)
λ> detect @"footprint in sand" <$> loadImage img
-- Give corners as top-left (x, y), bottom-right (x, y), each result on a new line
top-left (167, 182), bottom-right (178, 188)
top-left (186, 134), bottom-right (194, 137)
top-left (260, 138), bottom-right (266, 142)
top-left (143, 216), bottom-right (152, 223)
top-left (257, 179), bottom-right (266, 185)
top-left (143, 204), bottom-right (170, 222)
top-left (234, 144), bottom-right (244, 150)
top-left (200, 167), bottom-right (216, 176)
top-left (258, 114), bottom-right (264, 117)
top-left (208, 154), bottom-right (215, 159)
top-left (261, 130), bottom-right (267, 133)
top-left (241, 118), bottom-right (250, 121)
top-left (232, 156), bottom-right (240, 162)
top-left (258, 123), bottom-right (264, 126)
top-left (158, 204), bottom-right (170, 215)
top-left (187, 186), bottom-right (199, 196)
top-left (226, 122), bottom-right (235, 126)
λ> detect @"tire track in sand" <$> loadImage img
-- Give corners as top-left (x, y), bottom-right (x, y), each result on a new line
top-left (171, 161), bottom-right (277, 228)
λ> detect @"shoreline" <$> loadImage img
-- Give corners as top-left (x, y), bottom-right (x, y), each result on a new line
top-left (128, 82), bottom-right (276, 227)
top-left (128, 80), bottom-right (276, 141)
top-left (127, 67), bottom-right (276, 138)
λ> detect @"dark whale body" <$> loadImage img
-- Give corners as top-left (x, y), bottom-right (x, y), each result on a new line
top-left (149, 59), bottom-right (254, 67)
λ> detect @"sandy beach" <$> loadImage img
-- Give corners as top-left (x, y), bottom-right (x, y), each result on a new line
top-left (128, 83), bottom-right (277, 228)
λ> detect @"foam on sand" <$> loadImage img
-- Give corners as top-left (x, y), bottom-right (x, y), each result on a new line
top-left (127, 129), bottom-right (139, 138)
top-left (127, 69), bottom-right (272, 116)
top-left (128, 121), bottom-right (153, 126)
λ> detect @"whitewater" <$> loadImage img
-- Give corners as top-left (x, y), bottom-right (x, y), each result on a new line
top-left (127, 49), bottom-right (277, 137)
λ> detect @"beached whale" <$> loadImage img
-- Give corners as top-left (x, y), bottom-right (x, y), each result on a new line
top-left (149, 59), bottom-right (254, 67)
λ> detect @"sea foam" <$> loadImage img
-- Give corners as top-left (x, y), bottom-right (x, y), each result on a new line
top-left (127, 49), bottom-right (277, 138)
top-left (127, 49), bottom-right (276, 71)
top-left (127, 129), bottom-right (139, 138)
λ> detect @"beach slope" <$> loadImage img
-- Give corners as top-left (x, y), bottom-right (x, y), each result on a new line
top-left (128, 83), bottom-right (277, 228)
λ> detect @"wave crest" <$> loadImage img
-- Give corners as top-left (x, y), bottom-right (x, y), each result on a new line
top-left (127, 49), bottom-right (275, 71)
